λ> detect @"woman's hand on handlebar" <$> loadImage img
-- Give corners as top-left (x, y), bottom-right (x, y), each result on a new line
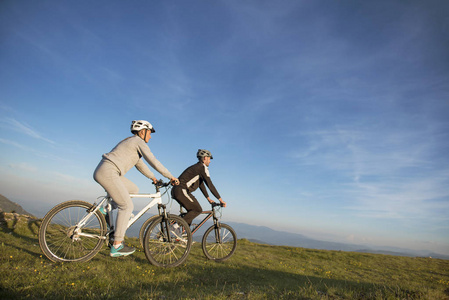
top-left (152, 179), bottom-right (171, 188)
top-left (170, 177), bottom-right (180, 186)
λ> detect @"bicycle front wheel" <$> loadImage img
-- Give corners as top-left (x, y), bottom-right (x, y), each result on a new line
top-left (143, 215), bottom-right (192, 268)
top-left (38, 200), bottom-right (107, 263)
top-left (138, 214), bottom-right (159, 248)
top-left (202, 223), bottom-right (237, 262)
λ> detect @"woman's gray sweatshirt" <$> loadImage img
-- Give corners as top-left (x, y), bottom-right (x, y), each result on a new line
top-left (102, 135), bottom-right (173, 180)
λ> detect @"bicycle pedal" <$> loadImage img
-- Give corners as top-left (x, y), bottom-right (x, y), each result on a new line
top-left (175, 238), bottom-right (188, 244)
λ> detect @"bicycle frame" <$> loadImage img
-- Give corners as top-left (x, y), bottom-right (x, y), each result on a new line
top-left (185, 203), bottom-right (235, 250)
top-left (76, 190), bottom-right (166, 240)
top-left (190, 204), bottom-right (221, 236)
top-left (127, 192), bottom-right (163, 228)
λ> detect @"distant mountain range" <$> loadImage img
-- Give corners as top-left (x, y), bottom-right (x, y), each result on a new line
top-left (1, 194), bottom-right (447, 260)
top-left (226, 221), bottom-right (449, 260)
top-left (228, 222), bottom-right (363, 251)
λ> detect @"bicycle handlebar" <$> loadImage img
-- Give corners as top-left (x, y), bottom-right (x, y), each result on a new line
top-left (152, 179), bottom-right (171, 192)
top-left (211, 202), bottom-right (224, 208)
top-left (153, 179), bottom-right (171, 188)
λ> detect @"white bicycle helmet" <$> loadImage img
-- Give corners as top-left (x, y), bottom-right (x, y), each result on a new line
top-left (131, 120), bottom-right (155, 134)
top-left (197, 149), bottom-right (213, 159)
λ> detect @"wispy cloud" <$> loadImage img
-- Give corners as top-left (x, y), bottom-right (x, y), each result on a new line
top-left (0, 138), bottom-right (67, 162)
top-left (0, 117), bottom-right (55, 144)
top-left (346, 172), bottom-right (449, 220)
top-left (0, 138), bottom-right (30, 151)
top-left (290, 125), bottom-right (449, 224)
top-left (8, 162), bottom-right (38, 173)
top-left (52, 171), bottom-right (92, 186)
top-left (292, 125), bottom-right (437, 177)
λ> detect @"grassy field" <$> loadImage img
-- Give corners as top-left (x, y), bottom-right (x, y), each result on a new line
top-left (1, 211), bottom-right (448, 299)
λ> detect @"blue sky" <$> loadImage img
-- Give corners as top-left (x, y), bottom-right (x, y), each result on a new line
top-left (1, 0), bottom-right (448, 255)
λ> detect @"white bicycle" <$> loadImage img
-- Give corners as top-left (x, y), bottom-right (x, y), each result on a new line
top-left (38, 180), bottom-right (192, 268)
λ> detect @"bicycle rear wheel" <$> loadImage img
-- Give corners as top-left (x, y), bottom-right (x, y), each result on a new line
top-left (202, 223), bottom-right (237, 262)
top-left (38, 200), bottom-right (107, 263)
top-left (143, 215), bottom-right (192, 268)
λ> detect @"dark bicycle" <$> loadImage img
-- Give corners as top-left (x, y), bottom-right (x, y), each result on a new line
top-left (190, 203), bottom-right (237, 261)
top-left (140, 202), bottom-right (237, 262)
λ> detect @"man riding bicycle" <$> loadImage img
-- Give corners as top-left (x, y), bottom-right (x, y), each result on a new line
top-left (172, 149), bottom-right (226, 226)
top-left (93, 120), bottom-right (179, 257)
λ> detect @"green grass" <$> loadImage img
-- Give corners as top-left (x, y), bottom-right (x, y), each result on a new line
top-left (1, 211), bottom-right (449, 299)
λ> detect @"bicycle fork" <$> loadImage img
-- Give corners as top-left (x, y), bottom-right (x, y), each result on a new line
top-left (157, 204), bottom-right (174, 243)
top-left (213, 217), bottom-right (222, 244)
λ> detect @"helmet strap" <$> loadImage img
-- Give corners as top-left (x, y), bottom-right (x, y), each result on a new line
top-left (138, 129), bottom-right (148, 141)
top-left (144, 129), bottom-right (149, 141)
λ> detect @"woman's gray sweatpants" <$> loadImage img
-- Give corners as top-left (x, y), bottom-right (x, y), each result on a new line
top-left (93, 159), bottom-right (138, 243)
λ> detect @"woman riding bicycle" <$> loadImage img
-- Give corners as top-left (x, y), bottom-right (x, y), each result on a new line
top-left (93, 120), bottom-right (179, 257)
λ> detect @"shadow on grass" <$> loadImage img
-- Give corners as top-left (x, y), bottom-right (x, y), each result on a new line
top-left (0, 216), bottom-right (435, 299)
top-left (86, 242), bottom-right (427, 299)
top-left (179, 263), bottom-right (371, 298)
top-left (65, 260), bottom-right (420, 299)
top-left (88, 247), bottom-right (424, 299)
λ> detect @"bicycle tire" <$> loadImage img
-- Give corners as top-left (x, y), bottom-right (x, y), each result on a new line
top-left (143, 215), bottom-right (192, 268)
top-left (138, 214), bottom-right (160, 248)
top-left (38, 200), bottom-right (107, 263)
top-left (202, 223), bottom-right (237, 262)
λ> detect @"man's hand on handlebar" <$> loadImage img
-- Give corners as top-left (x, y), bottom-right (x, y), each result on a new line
top-left (208, 197), bottom-right (226, 208)
top-left (219, 199), bottom-right (227, 208)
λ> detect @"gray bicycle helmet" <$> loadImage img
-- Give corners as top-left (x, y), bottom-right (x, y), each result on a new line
top-left (197, 149), bottom-right (213, 159)
top-left (131, 120), bottom-right (155, 134)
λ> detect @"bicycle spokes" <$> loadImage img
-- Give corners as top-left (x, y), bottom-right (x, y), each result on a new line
top-left (143, 215), bottom-right (192, 268)
top-left (39, 201), bottom-right (107, 263)
top-left (202, 223), bottom-right (237, 262)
